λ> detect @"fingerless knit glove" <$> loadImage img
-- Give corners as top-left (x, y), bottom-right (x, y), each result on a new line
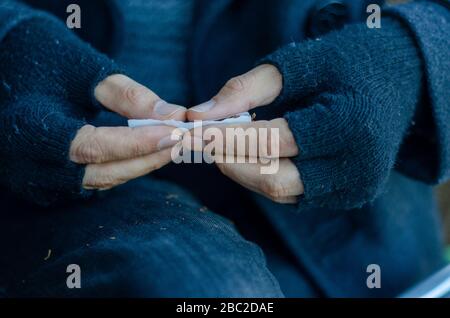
top-left (0, 16), bottom-right (120, 206)
top-left (260, 17), bottom-right (424, 209)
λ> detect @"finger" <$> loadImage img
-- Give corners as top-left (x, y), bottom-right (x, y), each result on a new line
top-left (82, 147), bottom-right (174, 190)
top-left (182, 118), bottom-right (298, 158)
top-left (217, 158), bottom-right (303, 204)
top-left (95, 74), bottom-right (186, 120)
top-left (187, 64), bottom-right (282, 121)
top-left (70, 124), bottom-right (183, 164)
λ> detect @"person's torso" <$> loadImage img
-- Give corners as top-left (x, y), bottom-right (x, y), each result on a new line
top-left (16, 0), bottom-right (444, 297)
top-left (113, 0), bottom-right (197, 105)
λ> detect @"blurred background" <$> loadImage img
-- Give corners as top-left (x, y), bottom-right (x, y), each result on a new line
top-left (437, 183), bottom-right (450, 260)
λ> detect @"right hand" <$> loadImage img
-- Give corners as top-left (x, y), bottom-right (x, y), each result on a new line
top-left (70, 74), bottom-right (185, 190)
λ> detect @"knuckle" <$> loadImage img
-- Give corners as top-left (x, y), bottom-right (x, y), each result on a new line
top-left (84, 133), bottom-right (104, 163)
top-left (123, 133), bottom-right (144, 158)
top-left (224, 76), bottom-right (247, 93)
top-left (129, 140), bottom-right (143, 157)
top-left (71, 125), bottom-right (103, 163)
top-left (123, 84), bottom-right (147, 107)
top-left (261, 177), bottom-right (288, 199)
top-left (88, 139), bottom-right (105, 163)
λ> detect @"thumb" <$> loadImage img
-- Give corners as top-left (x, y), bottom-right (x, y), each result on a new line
top-left (187, 64), bottom-right (282, 121)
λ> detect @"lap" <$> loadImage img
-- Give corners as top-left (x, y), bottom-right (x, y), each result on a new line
top-left (0, 178), bottom-right (282, 297)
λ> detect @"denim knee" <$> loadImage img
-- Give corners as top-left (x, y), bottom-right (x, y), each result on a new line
top-left (1, 178), bottom-right (283, 297)
top-left (74, 209), bottom-right (283, 297)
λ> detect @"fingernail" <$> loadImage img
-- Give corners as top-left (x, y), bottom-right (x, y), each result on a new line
top-left (157, 134), bottom-right (182, 151)
top-left (154, 100), bottom-right (186, 117)
top-left (189, 100), bottom-right (215, 113)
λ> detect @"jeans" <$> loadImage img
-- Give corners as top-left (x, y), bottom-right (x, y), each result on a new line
top-left (0, 177), bottom-right (317, 297)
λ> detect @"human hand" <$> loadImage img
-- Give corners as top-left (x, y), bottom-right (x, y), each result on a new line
top-left (187, 17), bottom-right (424, 209)
top-left (185, 65), bottom-right (303, 204)
top-left (70, 74), bottom-right (185, 190)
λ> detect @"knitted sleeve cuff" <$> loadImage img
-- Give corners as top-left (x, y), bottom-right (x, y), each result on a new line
top-left (384, 1), bottom-right (450, 184)
top-left (284, 96), bottom-right (391, 210)
top-left (257, 17), bottom-right (425, 209)
top-left (0, 12), bottom-right (126, 205)
top-left (0, 94), bottom-right (93, 206)
top-left (0, 15), bottom-right (123, 112)
top-left (258, 41), bottom-right (336, 108)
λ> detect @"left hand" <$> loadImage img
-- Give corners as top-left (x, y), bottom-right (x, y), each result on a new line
top-left (186, 65), bottom-right (304, 204)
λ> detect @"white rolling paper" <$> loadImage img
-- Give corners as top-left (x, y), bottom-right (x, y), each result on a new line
top-left (128, 112), bottom-right (252, 129)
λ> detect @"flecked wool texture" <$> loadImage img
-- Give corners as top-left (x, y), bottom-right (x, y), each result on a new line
top-left (0, 0), bottom-right (448, 298)
top-left (260, 17), bottom-right (423, 209)
top-left (0, 16), bottom-right (120, 206)
top-left (0, 1), bottom-right (449, 210)
top-left (260, 7), bottom-right (449, 210)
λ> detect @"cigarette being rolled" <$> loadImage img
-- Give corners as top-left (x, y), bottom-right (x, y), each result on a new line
top-left (128, 112), bottom-right (252, 130)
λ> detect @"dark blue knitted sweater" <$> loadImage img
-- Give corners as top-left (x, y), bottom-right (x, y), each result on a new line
top-left (0, 0), bottom-right (449, 297)
top-left (114, 0), bottom-right (195, 104)
top-left (261, 17), bottom-right (425, 209)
